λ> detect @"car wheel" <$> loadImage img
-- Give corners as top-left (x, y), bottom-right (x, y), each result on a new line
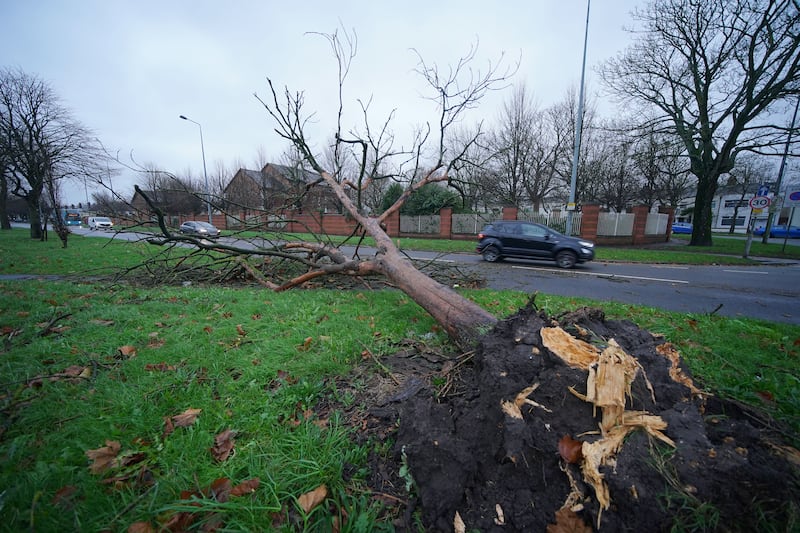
top-left (482, 246), bottom-right (501, 262)
top-left (555, 250), bottom-right (577, 269)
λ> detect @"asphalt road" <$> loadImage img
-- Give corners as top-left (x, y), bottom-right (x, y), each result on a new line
top-left (399, 249), bottom-right (800, 325)
top-left (15, 225), bottom-right (800, 325)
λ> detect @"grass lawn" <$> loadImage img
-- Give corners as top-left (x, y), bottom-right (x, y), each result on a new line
top-left (1, 228), bottom-right (798, 530)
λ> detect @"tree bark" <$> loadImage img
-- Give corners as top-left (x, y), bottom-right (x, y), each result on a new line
top-left (358, 218), bottom-right (497, 348)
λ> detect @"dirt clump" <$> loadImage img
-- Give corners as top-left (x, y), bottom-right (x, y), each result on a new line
top-left (336, 304), bottom-right (799, 531)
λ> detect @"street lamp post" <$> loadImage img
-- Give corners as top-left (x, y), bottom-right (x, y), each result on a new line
top-left (179, 114), bottom-right (212, 225)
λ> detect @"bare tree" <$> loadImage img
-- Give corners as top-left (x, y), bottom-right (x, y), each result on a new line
top-left (726, 153), bottom-right (773, 232)
top-left (245, 31), bottom-right (519, 346)
top-left (0, 68), bottom-right (105, 240)
top-left (600, 0), bottom-right (800, 245)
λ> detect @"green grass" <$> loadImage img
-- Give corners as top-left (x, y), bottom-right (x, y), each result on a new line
top-left (0, 228), bottom-right (798, 530)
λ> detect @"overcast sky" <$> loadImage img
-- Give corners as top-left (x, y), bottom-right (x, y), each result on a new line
top-left (2, 0), bottom-right (645, 205)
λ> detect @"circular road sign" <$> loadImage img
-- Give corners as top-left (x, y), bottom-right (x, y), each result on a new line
top-left (749, 196), bottom-right (771, 209)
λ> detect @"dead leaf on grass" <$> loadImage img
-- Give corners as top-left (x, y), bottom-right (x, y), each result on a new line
top-left (231, 477), bottom-right (260, 496)
top-left (86, 440), bottom-right (121, 474)
top-left (90, 319), bottom-right (115, 326)
top-left (171, 408), bottom-right (201, 428)
top-left (210, 429), bottom-right (236, 462)
top-left (297, 484), bottom-right (327, 513)
top-left (116, 345), bottom-right (137, 359)
top-left (298, 337), bottom-right (313, 351)
top-left (144, 362), bottom-right (176, 372)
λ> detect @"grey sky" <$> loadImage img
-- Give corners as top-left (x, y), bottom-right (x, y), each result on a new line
top-left (2, 1), bottom-right (644, 204)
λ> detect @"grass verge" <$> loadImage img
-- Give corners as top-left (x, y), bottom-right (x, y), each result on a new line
top-left (0, 228), bottom-right (798, 530)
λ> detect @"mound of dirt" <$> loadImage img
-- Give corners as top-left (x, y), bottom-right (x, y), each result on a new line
top-left (334, 304), bottom-right (799, 531)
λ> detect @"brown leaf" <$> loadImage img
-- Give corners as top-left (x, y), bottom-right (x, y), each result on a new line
top-left (207, 477), bottom-right (232, 503)
top-left (558, 435), bottom-right (583, 464)
top-left (117, 345), bottom-right (137, 359)
top-left (231, 477), bottom-right (260, 497)
top-left (203, 326), bottom-right (213, 334)
top-left (546, 507), bottom-right (592, 533)
top-left (144, 362), bottom-right (176, 372)
top-left (162, 416), bottom-right (175, 438)
top-left (236, 324), bottom-right (247, 336)
top-left (171, 408), bottom-right (202, 428)
top-left (90, 319), bottom-right (115, 326)
top-left (297, 484), bottom-right (327, 513)
top-left (51, 485), bottom-right (78, 508)
top-left (86, 440), bottom-right (121, 474)
top-left (127, 522), bottom-right (155, 533)
top-left (210, 429), bottom-right (236, 462)
top-left (297, 337), bottom-right (313, 352)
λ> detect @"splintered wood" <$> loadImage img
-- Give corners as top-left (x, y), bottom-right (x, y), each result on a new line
top-left (540, 326), bottom-right (600, 370)
top-left (539, 326), bottom-right (677, 527)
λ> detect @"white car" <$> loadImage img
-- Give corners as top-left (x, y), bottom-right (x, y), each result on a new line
top-left (88, 216), bottom-right (114, 230)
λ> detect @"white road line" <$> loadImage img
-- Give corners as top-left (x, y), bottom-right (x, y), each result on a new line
top-left (409, 256), bottom-right (455, 263)
top-left (653, 265), bottom-right (690, 270)
top-left (511, 265), bottom-right (689, 284)
top-left (723, 269), bottom-right (769, 274)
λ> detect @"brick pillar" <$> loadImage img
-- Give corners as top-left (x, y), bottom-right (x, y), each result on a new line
top-left (502, 206), bottom-right (519, 220)
top-left (632, 205), bottom-right (649, 245)
top-left (580, 204), bottom-right (599, 241)
top-left (384, 209), bottom-right (400, 236)
top-left (439, 207), bottom-right (453, 239)
top-left (659, 206), bottom-right (676, 242)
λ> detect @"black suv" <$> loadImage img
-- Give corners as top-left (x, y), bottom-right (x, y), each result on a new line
top-left (476, 220), bottom-right (595, 268)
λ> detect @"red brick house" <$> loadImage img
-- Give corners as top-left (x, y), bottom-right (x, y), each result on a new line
top-left (223, 163), bottom-right (339, 216)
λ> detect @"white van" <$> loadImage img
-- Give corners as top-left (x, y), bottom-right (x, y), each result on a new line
top-left (88, 216), bottom-right (114, 231)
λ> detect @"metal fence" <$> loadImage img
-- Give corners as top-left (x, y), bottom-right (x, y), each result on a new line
top-left (451, 211), bottom-right (501, 234)
top-left (518, 211), bottom-right (582, 236)
top-left (399, 214), bottom-right (440, 234)
top-left (646, 213), bottom-right (669, 235)
top-left (597, 212), bottom-right (635, 236)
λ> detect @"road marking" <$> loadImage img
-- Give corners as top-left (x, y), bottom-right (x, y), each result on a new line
top-left (511, 265), bottom-right (689, 284)
top-left (409, 256), bottom-right (455, 263)
top-left (653, 265), bottom-right (689, 270)
top-left (723, 269), bottom-right (769, 274)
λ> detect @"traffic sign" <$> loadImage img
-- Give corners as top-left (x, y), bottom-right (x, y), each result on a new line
top-left (757, 185), bottom-right (770, 196)
top-left (786, 190), bottom-right (800, 207)
top-left (749, 196), bottom-right (771, 209)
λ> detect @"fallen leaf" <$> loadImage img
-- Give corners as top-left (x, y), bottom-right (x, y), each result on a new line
top-left (162, 416), bottom-right (175, 438)
top-left (90, 319), bottom-right (115, 326)
top-left (117, 345), bottom-right (137, 359)
top-left (546, 507), bottom-right (592, 533)
top-left (203, 326), bottom-right (213, 334)
top-left (297, 484), bottom-right (327, 513)
top-left (236, 324), bottom-right (247, 336)
top-left (207, 477), bottom-right (232, 503)
top-left (297, 337), bottom-right (313, 351)
top-left (171, 408), bottom-right (202, 428)
top-left (51, 485), bottom-right (78, 508)
top-left (127, 522), bottom-right (155, 533)
top-left (558, 435), bottom-right (584, 464)
top-left (86, 440), bottom-right (121, 474)
top-left (231, 477), bottom-right (260, 496)
top-left (144, 362), bottom-right (176, 372)
top-left (210, 429), bottom-right (236, 462)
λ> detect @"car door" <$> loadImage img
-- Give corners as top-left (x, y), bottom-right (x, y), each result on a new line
top-left (516, 222), bottom-right (554, 258)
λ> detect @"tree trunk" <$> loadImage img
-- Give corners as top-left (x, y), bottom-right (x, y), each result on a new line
top-left (360, 218), bottom-right (497, 349)
top-left (689, 175), bottom-right (718, 246)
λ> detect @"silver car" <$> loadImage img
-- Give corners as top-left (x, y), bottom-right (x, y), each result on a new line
top-left (179, 221), bottom-right (220, 239)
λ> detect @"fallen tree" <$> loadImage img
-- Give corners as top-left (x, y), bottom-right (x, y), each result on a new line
top-left (130, 30), bottom-right (516, 348)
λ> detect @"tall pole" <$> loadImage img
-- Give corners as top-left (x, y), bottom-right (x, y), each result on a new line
top-left (566, 0), bottom-right (591, 236)
top-left (179, 114), bottom-right (212, 225)
top-left (761, 96), bottom-right (799, 244)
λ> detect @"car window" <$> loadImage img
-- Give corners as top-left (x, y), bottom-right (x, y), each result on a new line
top-left (520, 224), bottom-right (547, 237)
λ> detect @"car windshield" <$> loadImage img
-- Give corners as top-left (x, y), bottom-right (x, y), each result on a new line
top-left (96, 218), bottom-right (111, 223)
